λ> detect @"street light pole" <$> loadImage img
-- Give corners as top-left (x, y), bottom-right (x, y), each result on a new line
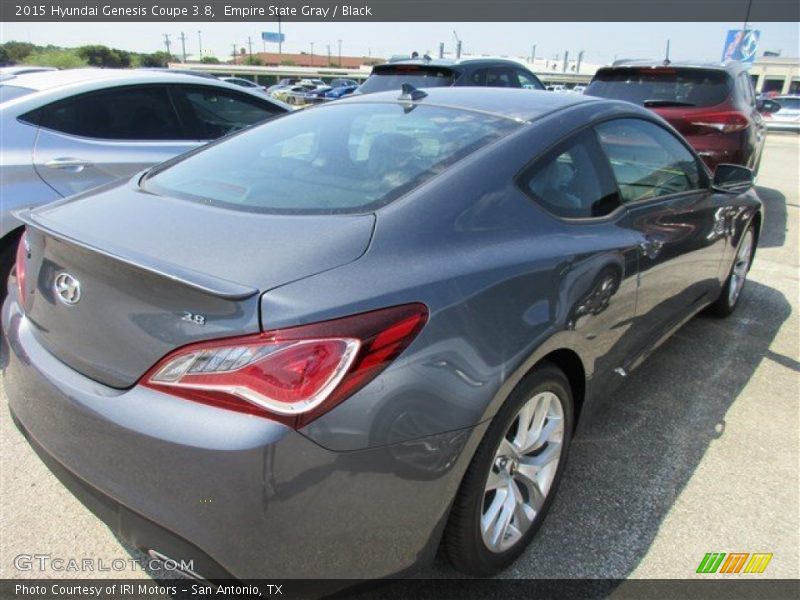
top-left (197, 30), bottom-right (202, 57)
top-left (310, 42), bottom-right (314, 66)
top-left (179, 32), bottom-right (187, 62)
top-left (337, 39), bottom-right (342, 67)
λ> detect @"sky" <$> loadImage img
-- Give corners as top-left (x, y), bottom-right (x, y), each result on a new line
top-left (1, 21), bottom-right (798, 65)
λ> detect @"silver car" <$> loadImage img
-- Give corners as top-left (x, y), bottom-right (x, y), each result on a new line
top-left (0, 68), bottom-right (288, 290)
top-left (766, 95), bottom-right (800, 132)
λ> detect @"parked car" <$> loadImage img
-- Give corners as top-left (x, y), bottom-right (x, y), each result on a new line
top-left (322, 84), bottom-right (359, 100)
top-left (585, 60), bottom-right (778, 174)
top-left (765, 95), bottom-right (800, 132)
top-left (330, 78), bottom-right (359, 88)
top-left (267, 78), bottom-right (301, 95)
top-left (358, 57), bottom-right (544, 94)
top-left (220, 76), bottom-right (266, 92)
top-left (299, 78), bottom-right (327, 89)
top-left (0, 69), bottom-right (289, 295)
top-left (4, 87), bottom-right (761, 581)
top-left (272, 84), bottom-right (313, 105)
top-left (302, 85), bottom-right (334, 104)
top-left (546, 84), bottom-right (567, 92)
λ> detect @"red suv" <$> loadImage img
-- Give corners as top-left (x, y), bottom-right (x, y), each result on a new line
top-left (586, 61), bottom-right (770, 174)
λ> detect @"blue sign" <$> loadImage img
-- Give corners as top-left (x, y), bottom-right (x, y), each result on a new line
top-left (262, 32), bottom-right (285, 43)
top-left (722, 29), bottom-right (760, 64)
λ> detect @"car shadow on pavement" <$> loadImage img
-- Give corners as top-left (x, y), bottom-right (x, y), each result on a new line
top-left (755, 186), bottom-right (787, 248)
top-left (421, 279), bottom-right (791, 580)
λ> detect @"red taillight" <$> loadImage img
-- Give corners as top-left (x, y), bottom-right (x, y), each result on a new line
top-left (689, 111), bottom-right (750, 133)
top-left (15, 231), bottom-right (28, 306)
top-left (141, 303), bottom-right (428, 428)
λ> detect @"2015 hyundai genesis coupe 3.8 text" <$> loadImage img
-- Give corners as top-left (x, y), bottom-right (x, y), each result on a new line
top-left (2, 87), bottom-right (761, 580)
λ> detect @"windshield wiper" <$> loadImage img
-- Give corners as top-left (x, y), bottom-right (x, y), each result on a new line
top-left (643, 99), bottom-right (696, 107)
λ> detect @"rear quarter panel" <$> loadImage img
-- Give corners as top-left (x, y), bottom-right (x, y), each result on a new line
top-left (261, 102), bottom-right (646, 451)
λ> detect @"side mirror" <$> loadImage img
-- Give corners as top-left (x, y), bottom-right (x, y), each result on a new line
top-left (713, 164), bottom-right (754, 192)
top-left (756, 98), bottom-right (782, 113)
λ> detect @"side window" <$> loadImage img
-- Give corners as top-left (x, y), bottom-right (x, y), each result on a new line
top-left (515, 69), bottom-right (542, 90)
top-left (37, 86), bottom-right (182, 140)
top-left (740, 73), bottom-right (755, 106)
top-left (520, 129), bottom-right (622, 219)
top-left (179, 86), bottom-right (282, 139)
top-left (595, 119), bottom-right (702, 204)
top-left (473, 68), bottom-right (519, 88)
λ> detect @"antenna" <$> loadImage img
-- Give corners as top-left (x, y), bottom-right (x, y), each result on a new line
top-left (399, 83), bottom-right (428, 101)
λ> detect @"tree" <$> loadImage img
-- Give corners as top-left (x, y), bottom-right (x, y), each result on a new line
top-left (24, 49), bottom-right (87, 69)
top-left (200, 56), bottom-right (220, 64)
top-left (138, 51), bottom-right (174, 68)
top-left (0, 41), bottom-right (37, 64)
top-left (243, 55), bottom-right (263, 66)
top-left (76, 45), bottom-right (132, 68)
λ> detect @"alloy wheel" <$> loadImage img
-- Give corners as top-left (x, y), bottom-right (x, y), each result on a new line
top-left (729, 229), bottom-right (754, 306)
top-left (480, 391), bottom-right (565, 553)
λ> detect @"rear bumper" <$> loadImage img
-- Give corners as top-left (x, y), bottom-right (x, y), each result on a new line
top-left (2, 298), bottom-right (483, 580)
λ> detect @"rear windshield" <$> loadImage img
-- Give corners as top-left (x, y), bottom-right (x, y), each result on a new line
top-left (0, 84), bottom-right (35, 103)
top-left (144, 102), bottom-right (518, 214)
top-left (586, 67), bottom-right (731, 107)
top-left (359, 65), bottom-right (456, 94)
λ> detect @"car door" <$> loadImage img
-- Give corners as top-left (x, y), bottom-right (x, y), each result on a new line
top-left (171, 84), bottom-right (286, 138)
top-left (519, 128), bottom-right (640, 387)
top-left (595, 117), bottom-right (727, 362)
top-left (30, 84), bottom-right (201, 198)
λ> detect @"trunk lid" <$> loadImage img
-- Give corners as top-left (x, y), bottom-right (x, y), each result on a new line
top-left (19, 179), bottom-right (375, 388)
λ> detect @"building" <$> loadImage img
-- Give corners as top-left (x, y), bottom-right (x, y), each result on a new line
top-left (234, 51), bottom-right (379, 69)
top-left (749, 56), bottom-right (800, 95)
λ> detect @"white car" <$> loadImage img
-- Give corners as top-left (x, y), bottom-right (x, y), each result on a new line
top-left (766, 95), bottom-right (800, 132)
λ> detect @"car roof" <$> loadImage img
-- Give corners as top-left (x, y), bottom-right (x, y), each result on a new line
top-left (332, 86), bottom-right (601, 123)
top-left (0, 68), bottom-right (288, 113)
top-left (2, 68), bottom-right (230, 92)
top-left (604, 59), bottom-right (744, 73)
top-left (381, 57), bottom-right (532, 69)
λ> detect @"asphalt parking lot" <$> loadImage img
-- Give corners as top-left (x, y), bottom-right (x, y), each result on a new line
top-left (0, 133), bottom-right (797, 582)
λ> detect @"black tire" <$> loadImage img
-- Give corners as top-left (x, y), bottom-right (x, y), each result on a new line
top-left (443, 363), bottom-right (574, 576)
top-left (0, 230), bottom-right (22, 305)
top-left (706, 224), bottom-right (755, 318)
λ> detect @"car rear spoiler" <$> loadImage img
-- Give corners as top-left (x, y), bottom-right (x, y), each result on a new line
top-left (13, 208), bottom-right (259, 301)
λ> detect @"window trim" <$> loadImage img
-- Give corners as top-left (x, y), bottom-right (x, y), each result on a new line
top-left (20, 84), bottom-right (191, 143)
top-left (513, 113), bottom-right (711, 224)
